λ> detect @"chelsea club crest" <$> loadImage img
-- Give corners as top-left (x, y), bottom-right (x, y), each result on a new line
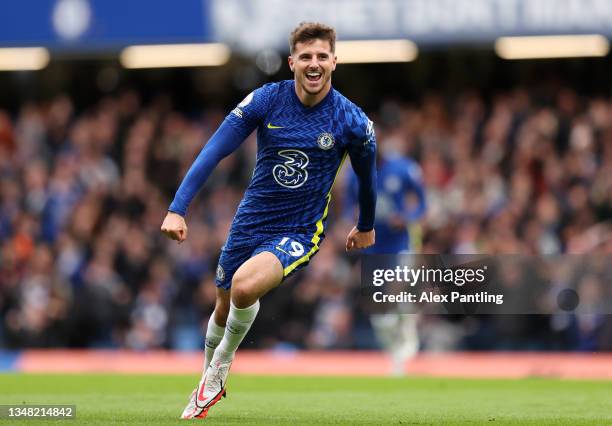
top-left (216, 264), bottom-right (225, 282)
top-left (317, 132), bottom-right (335, 150)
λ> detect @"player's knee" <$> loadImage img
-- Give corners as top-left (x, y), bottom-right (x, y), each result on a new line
top-left (230, 275), bottom-right (258, 308)
top-left (230, 285), bottom-right (255, 308)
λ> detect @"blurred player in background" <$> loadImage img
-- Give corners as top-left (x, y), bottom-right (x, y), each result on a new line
top-left (161, 22), bottom-right (377, 419)
top-left (345, 135), bottom-right (426, 375)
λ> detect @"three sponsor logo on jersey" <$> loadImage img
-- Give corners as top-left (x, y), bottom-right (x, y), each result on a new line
top-left (232, 91), bottom-right (362, 189)
top-left (272, 133), bottom-right (335, 188)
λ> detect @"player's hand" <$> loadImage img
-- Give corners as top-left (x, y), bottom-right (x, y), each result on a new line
top-left (345, 226), bottom-right (375, 251)
top-left (161, 211), bottom-right (188, 244)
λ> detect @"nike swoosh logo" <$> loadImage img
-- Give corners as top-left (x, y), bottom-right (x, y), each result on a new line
top-left (267, 123), bottom-right (284, 129)
top-left (275, 246), bottom-right (291, 256)
top-left (197, 380), bottom-right (206, 403)
top-left (197, 380), bottom-right (224, 408)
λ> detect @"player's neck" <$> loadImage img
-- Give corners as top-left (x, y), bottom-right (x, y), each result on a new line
top-left (294, 80), bottom-right (332, 108)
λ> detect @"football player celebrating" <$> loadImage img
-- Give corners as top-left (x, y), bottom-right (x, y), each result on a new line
top-left (161, 22), bottom-right (377, 419)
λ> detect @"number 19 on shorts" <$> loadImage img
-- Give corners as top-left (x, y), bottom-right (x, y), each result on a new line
top-left (276, 237), bottom-right (304, 257)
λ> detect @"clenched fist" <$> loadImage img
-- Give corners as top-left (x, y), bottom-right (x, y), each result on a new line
top-left (161, 211), bottom-right (188, 244)
top-left (345, 226), bottom-right (375, 251)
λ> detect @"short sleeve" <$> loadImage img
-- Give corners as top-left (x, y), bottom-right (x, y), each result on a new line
top-left (224, 84), bottom-right (272, 139)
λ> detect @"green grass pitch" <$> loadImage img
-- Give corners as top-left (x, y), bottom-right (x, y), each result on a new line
top-left (0, 374), bottom-right (610, 425)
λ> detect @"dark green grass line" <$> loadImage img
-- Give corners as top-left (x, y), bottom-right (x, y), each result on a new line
top-left (0, 374), bottom-right (610, 425)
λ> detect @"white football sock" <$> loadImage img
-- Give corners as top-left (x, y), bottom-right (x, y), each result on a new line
top-left (204, 314), bottom-right (225, 372)
top-left (214, 301), bottom-right (260, 362)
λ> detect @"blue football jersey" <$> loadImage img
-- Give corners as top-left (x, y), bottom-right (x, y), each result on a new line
top-left (224, 80), bottom-right (375, 239)
top-left (346, 153), bottom-right (426, 254)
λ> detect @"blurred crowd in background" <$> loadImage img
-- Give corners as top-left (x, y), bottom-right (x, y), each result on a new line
top-left (0, 84), bottom-right (611, 352)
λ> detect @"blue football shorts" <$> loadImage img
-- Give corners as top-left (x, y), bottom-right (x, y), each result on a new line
top-left (214, 229), bottom-right (320, 289)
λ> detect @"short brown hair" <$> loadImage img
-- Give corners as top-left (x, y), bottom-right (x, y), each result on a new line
top-left (289, 22), bottom-right (336, 54)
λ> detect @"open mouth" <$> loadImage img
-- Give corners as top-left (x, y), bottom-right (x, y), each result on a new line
top-left (306, 71), bottom-right (322, 83)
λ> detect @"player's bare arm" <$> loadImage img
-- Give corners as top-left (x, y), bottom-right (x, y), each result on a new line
top-left (160, 211), bottom-right (188, 243)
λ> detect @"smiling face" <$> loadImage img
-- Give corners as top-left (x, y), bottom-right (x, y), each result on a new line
top-left (288, 38), bottom-right (337, 106)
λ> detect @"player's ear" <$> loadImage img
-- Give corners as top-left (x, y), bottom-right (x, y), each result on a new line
top-left (332, 54), bottom-right (337, 71)
top-left (288, 55), bottom-right (295, 72)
